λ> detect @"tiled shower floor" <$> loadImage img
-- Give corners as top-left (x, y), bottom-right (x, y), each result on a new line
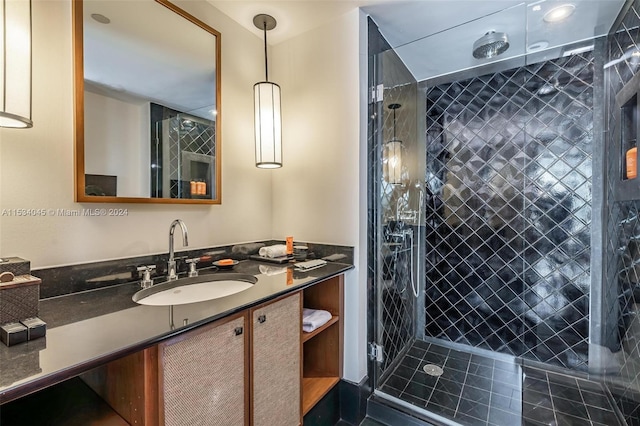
top-left (378, 340), bottom-right (622, 426)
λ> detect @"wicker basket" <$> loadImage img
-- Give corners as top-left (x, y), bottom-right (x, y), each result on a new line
top-left (0, 257), bottom-right (30, 276)
top-left (0, 275), bottom-right (40, 324)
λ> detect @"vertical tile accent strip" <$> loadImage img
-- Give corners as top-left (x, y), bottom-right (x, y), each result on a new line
top-left (605, 1), bottom-right (640, 423)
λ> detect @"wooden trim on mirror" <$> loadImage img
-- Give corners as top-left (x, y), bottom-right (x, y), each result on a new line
top-left (73, 0), bottom-right (222, 205)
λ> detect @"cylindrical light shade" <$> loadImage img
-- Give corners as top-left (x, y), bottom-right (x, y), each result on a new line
top-left (0, 0), bottom-right (32, 128)
top-left (254, 81), bottom-right (282, 168)
top-left (385, 139), bottom-right (403, 185)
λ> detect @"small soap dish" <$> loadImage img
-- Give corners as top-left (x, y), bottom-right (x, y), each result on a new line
top-left (212, 259), bottom-right (239, 270)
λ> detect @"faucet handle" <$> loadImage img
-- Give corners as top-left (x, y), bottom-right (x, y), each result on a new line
top-left (186, 258), bottom-right (199, 277)
top-left (137, 265), bottom-right (156, 288)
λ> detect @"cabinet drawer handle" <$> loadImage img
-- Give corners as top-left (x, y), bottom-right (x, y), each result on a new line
top-left (258, 315), bottom-right (266, 324)
top-left (234, 327), bottom-right (243, 336)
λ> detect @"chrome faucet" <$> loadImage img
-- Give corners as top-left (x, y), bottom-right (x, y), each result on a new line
top-left (168, 219), bottom-right (189, 281)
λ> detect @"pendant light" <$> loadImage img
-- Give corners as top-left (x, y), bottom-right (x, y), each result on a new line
top-left (253, 14), bottom-right (282, 168)
top-left (0, 0), bottom-right (33, 128)
top-left (385, 103), bottom-right (403, 185)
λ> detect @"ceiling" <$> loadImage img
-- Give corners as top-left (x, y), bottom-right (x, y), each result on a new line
top-left (208, 0), bottom-right (626, 81)
top-left (206, 0), bottom-right (379, 45)
top-left (83, 0), bottom-right (627, 109)
top-left (84, 0), bottom-right (217, 119)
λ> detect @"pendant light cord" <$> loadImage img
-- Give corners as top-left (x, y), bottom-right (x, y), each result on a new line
top-left (393, 108), bottom-right (397, 139)
top-left (263, 21), bottom-right (269, 82)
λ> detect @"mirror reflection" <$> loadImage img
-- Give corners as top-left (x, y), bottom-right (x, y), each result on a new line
top-left (76, 0), bottom-right (221, 203)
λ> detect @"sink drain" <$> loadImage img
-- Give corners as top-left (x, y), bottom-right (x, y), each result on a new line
top-left (423, 364), bottom-right (444, 377)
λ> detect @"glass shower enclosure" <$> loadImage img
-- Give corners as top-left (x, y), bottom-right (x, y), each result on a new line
top-left (367, 3), bottom-right (640, 424)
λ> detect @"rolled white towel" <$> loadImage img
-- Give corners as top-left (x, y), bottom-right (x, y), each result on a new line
top-left (302, 308), bottom-right (332, 333)
top-left (258, 244), bottom-right (288, 258)
top-left (259, 264), bottom-right (287, 276)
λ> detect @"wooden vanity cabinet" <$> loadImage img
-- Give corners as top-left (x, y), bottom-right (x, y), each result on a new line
top-left (250, 293), bottom-right (302, 426)
top-left (81, 347), bottom-right (160, 425)
top-left (158, 312), bottom-right (249, 426)
top-left (79, 273), bottom-right (344, 426)
top-left (82, 314), bottom-right (250, 426)
top-left (157, 294), bottom-right (302, 426)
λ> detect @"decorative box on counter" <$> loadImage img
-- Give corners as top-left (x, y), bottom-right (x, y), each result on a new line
top-left (0, 257), bottom-right (30, 277)
top-left (0, 274), bottom-right (41, 325)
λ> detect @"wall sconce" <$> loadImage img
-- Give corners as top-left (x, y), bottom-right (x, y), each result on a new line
top-left (0, 0), bottom-right (33, 128)
top-left (385, 103), bottom-right (403, 185)
top-left (253, 14), bottom-right (281, 168)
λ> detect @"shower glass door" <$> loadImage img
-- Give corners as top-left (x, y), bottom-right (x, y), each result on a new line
top-left (368, 37), bottom-right (424, 389)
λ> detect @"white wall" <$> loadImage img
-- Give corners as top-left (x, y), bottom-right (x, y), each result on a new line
top-left (0, 0), bottom-right (272, 268)
top-left (84, 91), bottom-right (149, 197)
top-left (271, 9), bottom-right (368, 383)
top-left (0, 0), bottom-right (369, 384)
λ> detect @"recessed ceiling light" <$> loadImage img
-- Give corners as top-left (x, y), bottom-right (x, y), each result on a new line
top-left (543, 4), bottom-right (575, 23)
top-left (528, 40), bottom-right (549, 51)
top-left (532, 5), bottom-right (542, 12)
top-left (91, 13), bottom-right (111, 24)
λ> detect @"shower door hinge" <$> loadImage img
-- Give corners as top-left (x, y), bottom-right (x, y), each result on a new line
top-left (372, 84), bottom-right (384, 103)
top-left (368, 342), bottom-right (384, 362)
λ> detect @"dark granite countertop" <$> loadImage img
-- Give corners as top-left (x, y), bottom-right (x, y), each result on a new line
top-left (0, 260), bottom-right (353, 403)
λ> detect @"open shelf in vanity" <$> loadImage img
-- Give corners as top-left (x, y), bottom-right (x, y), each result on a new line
top-left (301, 274), bottom-right (344, 415)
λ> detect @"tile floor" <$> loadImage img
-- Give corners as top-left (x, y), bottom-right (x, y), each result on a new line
top-left (378, 340), bottom-right (623, 426)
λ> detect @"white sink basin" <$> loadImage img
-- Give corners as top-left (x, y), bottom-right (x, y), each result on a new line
top-left (132, 273), bottom-right (257, 306)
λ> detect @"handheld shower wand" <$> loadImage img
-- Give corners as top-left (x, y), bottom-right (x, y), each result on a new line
top-left (410, 183), bottom-right (424, 298)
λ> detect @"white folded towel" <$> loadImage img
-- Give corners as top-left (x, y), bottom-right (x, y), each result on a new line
top-left (258, 244), bottom-right (288, 258)
top-left (259, 264), bottom-right (287, 276)
top-left (302, 308), bottom-right (332, 333)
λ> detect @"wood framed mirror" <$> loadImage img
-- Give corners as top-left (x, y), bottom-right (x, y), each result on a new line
top-left (73, 0), bottom-right (221, 204)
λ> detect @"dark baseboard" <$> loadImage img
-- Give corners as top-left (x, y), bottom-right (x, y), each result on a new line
top-left (339, 377), bottom-right (370, 425)
top-left (303, 377), bottom-right (370, 426)
top-left (303, 382), bottom-right (341, 426)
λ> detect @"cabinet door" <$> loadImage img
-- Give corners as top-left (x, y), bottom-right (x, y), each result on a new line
top-left (252, 293), bottom-right (301, 426)
top-left (160, 313), bottom-right (248, 426)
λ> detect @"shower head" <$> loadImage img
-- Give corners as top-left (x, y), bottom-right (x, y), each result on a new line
top-left (473, 31), bottom-right (510, 59)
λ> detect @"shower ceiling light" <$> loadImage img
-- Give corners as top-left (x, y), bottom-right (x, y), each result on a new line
top-left (544, 4), bottom-right (575, 23)
top-left (253, 14), bottom-right (282, 169)
top-left (0, 0), bottom-right (33, 128)
top-left (472, 31), bottom-right (510, 59)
